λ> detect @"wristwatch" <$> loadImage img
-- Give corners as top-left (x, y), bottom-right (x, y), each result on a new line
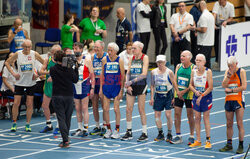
top-left (13, 31), bottom-right (17, 34)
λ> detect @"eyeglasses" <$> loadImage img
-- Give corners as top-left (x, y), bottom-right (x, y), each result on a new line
top-left (131, 47), bottom-right (137, 50)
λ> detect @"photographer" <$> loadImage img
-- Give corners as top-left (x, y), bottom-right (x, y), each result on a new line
top-left (49, 50), bottom-right (79, 148)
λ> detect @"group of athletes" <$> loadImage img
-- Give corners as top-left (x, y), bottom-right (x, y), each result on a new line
top-left (5, 39), bottom-right (247, 153)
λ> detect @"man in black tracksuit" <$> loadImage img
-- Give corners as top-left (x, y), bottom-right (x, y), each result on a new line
top-left (50, 50), bottom-right (79, 148)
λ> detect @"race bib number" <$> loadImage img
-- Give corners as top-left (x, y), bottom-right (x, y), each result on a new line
top-left (156, 85), bottom-right (168, 93)
top-left (227, 83), bottom-right (238, 95)
top-left (94, 67), bottom-right (102, 77)
top-left (20, 63), bottom-right (33, 72)
top-left (195, 86), bottom-right (205, 93)
top-left (79, 74), bottom-right (83, 81)
top-left (106, 62), bottom-right (119, 74)
top-left (177, 77), bottom-right (188, 89)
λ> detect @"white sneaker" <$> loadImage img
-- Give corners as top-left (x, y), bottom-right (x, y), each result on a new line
top-left (103, 129), bottom-right (112, 139)
top-left (111, 130), bottom-right (120, 139)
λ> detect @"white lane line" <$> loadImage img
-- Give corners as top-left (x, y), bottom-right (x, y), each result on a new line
top-left (2, 68), bottom-right (249, 133)
top-left (3, 98), bottom-right (250, 159)
top-left (153, 126), bottom-right (250, 159)
top-left (78, 106), bottom-right (250, 159)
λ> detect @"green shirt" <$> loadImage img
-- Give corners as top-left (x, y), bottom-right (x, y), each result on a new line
top-left (61, 24), bottom-right (73, 49)
top-left (79, 18), bottom-right (106, 42)
top-left (174, 63), bottom-right (194, 99)
top-left (44, 56), bottom-right (56, 98)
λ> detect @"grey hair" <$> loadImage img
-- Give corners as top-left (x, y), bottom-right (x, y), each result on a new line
top-left (95, 40), bottom-right (105, 49)
top-left (22, 39), bottom-right (32, 47)
top-left (196, 54), bottom-right (206, 62)
top-left (227, 56), bottom-right (238, 65)
top-left (182, 50), bottom-right (193, 60)
top-left (51, 44), bottom-right (61, 52)
top-left (108, 42), bottom-right (119, 52)
top-left (133, 41), bottom-right (144, 50)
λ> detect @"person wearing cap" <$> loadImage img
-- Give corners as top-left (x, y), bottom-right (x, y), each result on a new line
top-left (149, 55), bottom-right (174, 142)
top-left (189, 54), bottom-right (213, 149)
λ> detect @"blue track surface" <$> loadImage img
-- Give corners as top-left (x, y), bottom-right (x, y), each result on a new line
top-left (0, 66), bottom-right (250, 159)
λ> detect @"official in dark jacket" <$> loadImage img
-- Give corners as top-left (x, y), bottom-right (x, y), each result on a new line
top-left (151, 0), bottom-right (168, 57)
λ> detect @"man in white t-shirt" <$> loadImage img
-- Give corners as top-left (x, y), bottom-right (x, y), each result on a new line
top-left (212, 0), bottom-right (235, 70)
top-left (245, 0), bottom-right (250, 21)
top-left (194, 1), bottom-right (215, 69)
top-left (136, 0), bottom-right (152, 54)
top-left (170, 1), bottom-right (194, 69)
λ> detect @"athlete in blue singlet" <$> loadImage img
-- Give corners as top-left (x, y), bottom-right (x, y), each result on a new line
top-left (99, 42), bottom-right (125, 139)
top-left (89, 40), bottom-right (107, 136)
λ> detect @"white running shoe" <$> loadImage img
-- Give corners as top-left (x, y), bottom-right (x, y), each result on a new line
top-left (111, 130), bottom-right (120, 139)
top-left (103, 129), bottom-right (112, 139)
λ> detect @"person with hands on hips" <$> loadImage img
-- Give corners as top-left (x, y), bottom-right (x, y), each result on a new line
top-left (5, 39), bottom-right (44, 132)
top-left (149, 55), bottom-right (174, 142)
top-left (99, 42), bottom-right (125, 139)
top-left (189, 54), bottom-right (213, 149)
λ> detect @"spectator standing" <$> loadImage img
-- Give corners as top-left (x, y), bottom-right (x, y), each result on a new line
top-left (151, 0), bottom-right (168, 57)
top-left (61, 13), bottom-right (79, 49)
top-left (8, 18), bottom-right (29, 54)
top-left (170, 2), bottom-right (194, 69)
top-left (136, 0), bottom-right (152, 54)
top-left (189, 0), bottom-right (202, 63)
top-left (212, 0), bottom-right (235, 70)
top-left (79, 6), bottom-right (107, 42)
top-left (116, 8), bottom-right (133, 54)
top-left (194, 0), bottom-right (215, 69)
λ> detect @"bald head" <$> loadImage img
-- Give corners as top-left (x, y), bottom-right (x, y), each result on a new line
top-left (116, 7), bottom-right (125, 20)
top-left (14, 18), bottom-right (23, 29)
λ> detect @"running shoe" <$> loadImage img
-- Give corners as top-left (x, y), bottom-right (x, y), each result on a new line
top-left (81, 129), bottom-right (88, 137)
top-left (219, 144), bottom-right (233, 152)
top-left (166, 133), bottom-right (173, 142)
top-left (100, 127), bottom-right (107, 136)
top-left (58, 141), bottom-right (70, 148)
top-left (236, 145), bottom-right (244, 154)
top-left (40, 126), bottom-right (53, 133)
top-left (154, 133), bottom-right (164, 141)
top-left (170, 135), bottom-right (183, 144)
top-left (71, 129), bottom-right (82, 136)
top-left (111, 130), bottom-right (120, 139)
top-left (89, 127), bottom-right (101, 135)
top-left (205, 141), bottom-right (212, 149)
top-left (10, 123), bottom-right (17, 132)
top-left (121, 131), bottom-right (133, 141)
top-left (103, 129), bottom-right (112, 139)
top-left (137, 133), bottom-right (148, 142)
top-left (188, 136), bottom-right (195, 145)
top-left (53, 127), bottom-right (60, 135)
top-left (189, 140), bottom-right (202, 148)
top-left (25, 124), bottom-right (31, 132)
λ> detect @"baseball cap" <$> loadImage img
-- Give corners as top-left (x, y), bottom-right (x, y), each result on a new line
top-left (156, 55), bottom-right (166, 62)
